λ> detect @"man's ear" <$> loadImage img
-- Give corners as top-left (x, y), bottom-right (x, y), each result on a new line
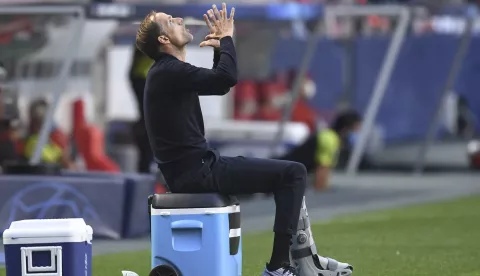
top-left (158, 35), bottom-right (169, 45)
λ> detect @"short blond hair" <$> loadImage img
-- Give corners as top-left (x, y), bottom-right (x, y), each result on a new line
top-left (136, 11), bottom-right (164, 59)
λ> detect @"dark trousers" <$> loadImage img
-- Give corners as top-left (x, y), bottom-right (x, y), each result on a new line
top-left (275, 134), bottom-right (318, 173)
top-left (165, 150), bottom-right (307, 235)
top-left (276, 133), bottom-right (371, 171)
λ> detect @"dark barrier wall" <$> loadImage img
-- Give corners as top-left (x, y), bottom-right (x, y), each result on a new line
top-left (271, 34), bottom-right (480, 142)
top-left (62, 171), bottom-right (156, 238)
top-left (122, 174), bottom-right (157, 238)
top-left (0, 173), bottom-right (155, 239)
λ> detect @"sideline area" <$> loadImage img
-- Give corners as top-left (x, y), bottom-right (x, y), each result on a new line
top-left (93, 195), bottom-right (480, 276)
top-left (2, 195), bottom-right (474, 276)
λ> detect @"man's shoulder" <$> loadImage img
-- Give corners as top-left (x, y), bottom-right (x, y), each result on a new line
top-left (148, 58), bottom-right (185, 76)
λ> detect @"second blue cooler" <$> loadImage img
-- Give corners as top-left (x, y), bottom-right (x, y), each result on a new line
top-left (2, 218), bottom-right (93, 276)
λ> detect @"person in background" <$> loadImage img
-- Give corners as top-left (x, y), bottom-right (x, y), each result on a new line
top-left (23, 99), bottom-right (75, 169)
top-left (289, 71), bottom-right (319, 132)
top-left (467, 139), bottom-right (480, 170)
top-left (456, 96), bottom-right (477, 138)
top-left (276, 109), bottom-right (362, 191)
top-left (0, 62), bottom-right (19, 167)
top-left (128, 45), bottom-right (154, 173)
top-left (256, 70), bottom-right (318, 133)
top-left (0, 119), bottom-right (20, 167)
top-left (0, 63), bottom-right (20, 166)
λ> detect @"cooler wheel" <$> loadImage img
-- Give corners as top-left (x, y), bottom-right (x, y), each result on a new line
top-left (149, 265), bottom-right (179, 276)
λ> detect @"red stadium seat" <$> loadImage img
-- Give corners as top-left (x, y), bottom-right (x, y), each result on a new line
top-left (77, 125), bottom-right (119, 172)
top-left (50, 128), bottom-right (68, 150)
top-left (291, 100), bottom-right (317, 132)
top-left (255, 80), bottom-right (286, 121)
top-left (234, 80), bottom-right (258, 120)
top-left (258, 81), bottom-right (286, 105)
top-left (73, 99), bottom-right (120, 173)
top-left (472, 152), bottom-right (480, 169)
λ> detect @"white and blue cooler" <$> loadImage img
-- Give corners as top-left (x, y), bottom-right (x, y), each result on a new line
top-left (2, 218), bottom-right (93, 276)
top-left (149, 193), bottom-right (242, 276)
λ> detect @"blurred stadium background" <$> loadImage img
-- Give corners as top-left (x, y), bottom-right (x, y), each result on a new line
top-left (0, 0), bottom-right (480, 275)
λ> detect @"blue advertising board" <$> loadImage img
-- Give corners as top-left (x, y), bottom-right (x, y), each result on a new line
top-left (0, 173), bottom-right (156, 240)
top-left (0, 175), bottom-right (126, 239)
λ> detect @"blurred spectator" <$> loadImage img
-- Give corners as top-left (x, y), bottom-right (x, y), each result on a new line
top-left (456, 96), bottom-right (477, 138)
top-left (0, 101), bottom-right (22, 162)
top-left (443, 93), bottom-right (478, 138)
top-left (129, 45), bottom-right (154, 173)
top-left (275, 109), bottom-right (363, 191)
top-left (255, 70), bottom-right (319, 132)
top-left (23, 99), bottom-right (75, 169)
top-left (288, 71), bottom-right (318, 132)
top-left (0, 63), bottom-right (20, 167)
top-left (467, 139), bottom-right (480, 169)
top-left (0, 129), bottom-right (19, 169)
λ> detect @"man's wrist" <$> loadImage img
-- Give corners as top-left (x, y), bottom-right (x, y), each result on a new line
top-left (220, 36), bottom-right (234, 44)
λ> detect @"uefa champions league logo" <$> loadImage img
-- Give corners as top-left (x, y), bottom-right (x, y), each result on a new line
top-left (0, 182), bottom-right (106, 233)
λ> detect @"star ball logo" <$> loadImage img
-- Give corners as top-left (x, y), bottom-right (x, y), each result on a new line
top-left (0, 182), bottom-right (103, 231)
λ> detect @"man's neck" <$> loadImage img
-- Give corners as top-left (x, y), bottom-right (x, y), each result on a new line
top-left (163, 46), bottom-right (186, 61)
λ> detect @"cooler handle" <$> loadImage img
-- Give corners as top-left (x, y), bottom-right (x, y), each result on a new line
top-left (171, 220), bottom-right (203, 229)
top-left (21, 246), bottom-right (63, 276)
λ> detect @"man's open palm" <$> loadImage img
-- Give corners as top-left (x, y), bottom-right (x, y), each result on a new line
top-left (199, 2), bottom-right (235, 48)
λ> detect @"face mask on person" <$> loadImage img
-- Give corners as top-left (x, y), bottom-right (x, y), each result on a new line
top-left (303, 79), bottom-right (316, 99)
top-left (347, 131), bottom-right (360, 146)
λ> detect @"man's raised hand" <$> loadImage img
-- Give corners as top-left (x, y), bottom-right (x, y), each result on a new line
top-left (199, 36), bottom-right (220, 48)
top-left (199, 10), bottom-right (220, 48)
top-left (203, 3), bottom-right (235, 40)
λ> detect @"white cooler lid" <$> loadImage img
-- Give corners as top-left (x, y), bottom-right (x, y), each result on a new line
top-left (3, 218), bottom-right (93, 244)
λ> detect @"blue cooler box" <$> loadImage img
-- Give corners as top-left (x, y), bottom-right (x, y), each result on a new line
top-left (2, 218), bottom-right (93, 276)
top-left (150, 193), bottom-right (242, 276)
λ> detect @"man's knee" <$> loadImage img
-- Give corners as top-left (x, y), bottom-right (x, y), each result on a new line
top-left (283, 161), bottom-right (307, 186)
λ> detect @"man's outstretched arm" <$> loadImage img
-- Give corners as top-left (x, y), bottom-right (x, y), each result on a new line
top-left (203, 48), bottom-right (231, 96)
top-left (171, 36), bottom-right (237, 95)
top-left (207, 41), bottom-right (233, 95)
top-left (212, 48), bottom-right (221, 69)
top-left (191, 4), bottom-right (237, 95)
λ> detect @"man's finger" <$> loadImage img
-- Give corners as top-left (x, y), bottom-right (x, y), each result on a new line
top-left (212, 4), bottom-right (221, 21)
top-left (207, 9), bottom-right (220, 28)
top-left (207, 9), bottom-right (215, 20)
top-left (203, 14), bottom-right (214, 32)
top-left (219, 10), bottom-right (224, 22)
top-left (222, 3), bottom-right (227, 21)
top-left (229, 7), bottom-right (235, 21)
top-left (199, 39), bottom-right (220, 48)
top-left (205, 33), bottom-right (220, 40)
